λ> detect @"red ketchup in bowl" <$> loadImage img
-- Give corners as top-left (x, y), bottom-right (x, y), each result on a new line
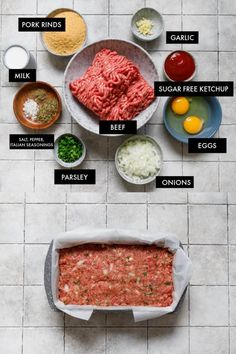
top-left (164, 51), bottom-right (196, 81)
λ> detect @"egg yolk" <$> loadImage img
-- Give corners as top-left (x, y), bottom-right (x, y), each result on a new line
top-left (183, 116), bottom-right (204, 134)
top-left (171, 97), bottom-right (190, 115)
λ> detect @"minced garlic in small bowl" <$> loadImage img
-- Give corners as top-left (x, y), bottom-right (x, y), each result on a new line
top-left (131, 8), bottom-right (164, 42)
top-left (41, 8), bottom-right (87, 57)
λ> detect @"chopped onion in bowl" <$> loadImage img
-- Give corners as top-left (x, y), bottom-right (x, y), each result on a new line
top-left (116, 137), bottom-right (162, 183)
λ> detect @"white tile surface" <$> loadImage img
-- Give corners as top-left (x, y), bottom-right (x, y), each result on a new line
top-left (148, 327), bottom-right (189, 354)
top-left (183, 162), bottom-right (219, 191)
top-left (146, 0), bottom-right (181, 14)
top-left (67, 204), bottom-right (106, 230)
top-left (219, 125), bottom-right (236, 161)
top-left (83, 15), bottom-right (109, 42)
top-left (2, 16), bottom-right (36, 50)
top-left (37, 52), bottom-right (69, 86)
top-left (0, 161), bottom-right (34, 192)
top-left (220, 96), bottom-right (236, 125)
top-left (110, 0), bottom-right (144, 14)
top-left (230, 286), bottom-right (236, 325)
top-left (220, 163), bottom-right (236, 192)
top-left (183, 15), bottom-right (218, 51)
top-left (190, 51), bottom-right (218, 81)
top-left (38, 0), bottom-right (73, 14)
top-left (75, 0), bottom-right (108, 14)
top-left (219, 53), bottom-right (236, 82)
top-left (0, 328), bottom-right (22, 354)
top-left (24, 286), bottom-right (64, 326)
top-left (0, 204), bottom-right (24, 243)
top-left (107, 328), bottom-right (147, 354)
top-left (147, 15), bottom-right (182, 50)
top-left (24, 245), bottom-right (49, 284)
top-left (219, 17), bottom-right (236, 51)
top-left (107, 203), bottom-right (147, 230)
top-left (23, 328), bottom-right (64, 354)
top-left (189, 245), bottom-right (228, 285)
top-left (183, 0), bottom-right (217, 14)
top-left (148, 204), bottom-right (188, 243)
top-left (219, 0), bottom-right (236, 14)
top-left (25, 204), bottom-right (65, 243)
top-left (0, 245), bottom-right (23, 284)
top-left (230, 328), bottom-right (236, 354)
top-left (190, 286), bottom-right (228, 326)
top-left (2, 0), bottom-right (36, 14)
top-left (189, 205), bottom-right (227, 244)
top-left (35, 161), bottom-right (70, 193)
top-left (106, 311), bottom-right (146, 327)
top-left (65, 328), bottom-right (105, 354)
top-left (229, 205), bottom-right (236, 244)
top-left (0, 286), bottom-right (23, 326)
top-left (190, 327), bottom-right (229, 354)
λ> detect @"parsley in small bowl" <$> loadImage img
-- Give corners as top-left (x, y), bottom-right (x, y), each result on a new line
top-left (54, 133), bottom-right (86, 167)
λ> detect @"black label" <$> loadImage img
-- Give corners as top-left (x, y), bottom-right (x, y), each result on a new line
top-left (154, 81), bottom-right (234, 96)
top-left (166, 31), bottom-right (199, 44)
top-left (54, 169), bottom-right (96, 184)
top-left (99, 120), bottom-right (137, 134)
top-left (156, 176), bottom-right (194, 188)
top-left (9, 69), bottom-right (36, 82)
top-left (188, 138), bottom-right (227, 153)
top-left (9, 134), bottom-right (54, 149)
top-left (18, 17), bottom-right (66, 31)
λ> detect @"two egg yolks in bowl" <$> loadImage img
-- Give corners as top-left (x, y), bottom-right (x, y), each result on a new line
top-left (171, 97), bottom-right (204, 135)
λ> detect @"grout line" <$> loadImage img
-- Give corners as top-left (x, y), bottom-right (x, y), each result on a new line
top-left (108, 0), bottom-right (110, 37)
top-left (227, 199), bottom-right (231, 352)
top-left (21, 192), bottom-right (26, 354)
top-left (1, 324), bottom-right (236, 328)
top-left (0, 13), bottom-right (236, 16)
top-left (187, 192), bottom-right (191, 353)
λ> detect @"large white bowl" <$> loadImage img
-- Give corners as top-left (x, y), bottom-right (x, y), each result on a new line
top-left (63, 39), bottom-right (159, 136)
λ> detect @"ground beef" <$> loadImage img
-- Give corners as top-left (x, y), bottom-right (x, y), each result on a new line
top-left (58, 244), bottom-right (174, 307)
top-left (69, 48), bottom-right (155, 121)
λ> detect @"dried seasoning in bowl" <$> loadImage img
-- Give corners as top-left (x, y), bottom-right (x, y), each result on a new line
top-left (23, 88), bottom-right (59, 123)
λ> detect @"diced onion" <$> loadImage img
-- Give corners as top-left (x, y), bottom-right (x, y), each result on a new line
top-left (117, 139), bottom-right (161, 181)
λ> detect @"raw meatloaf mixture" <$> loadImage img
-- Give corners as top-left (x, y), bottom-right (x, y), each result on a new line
top-left (69, 48), bottom-right (155, 120)
top-left (58, 244), bottom-right (174, 307)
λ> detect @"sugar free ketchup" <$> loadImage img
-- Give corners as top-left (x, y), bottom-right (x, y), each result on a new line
top-left (164, 51), bottom-right (196, 81)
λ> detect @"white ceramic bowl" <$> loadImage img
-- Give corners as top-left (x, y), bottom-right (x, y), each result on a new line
top-left (115, 135), bottom-right (163, 185)
top-left (54, 133), bottom-right (86, 168)
top-left (63, 39), bottom-right (160, 136)
top-left (131, 8), bottom-right (164, 42)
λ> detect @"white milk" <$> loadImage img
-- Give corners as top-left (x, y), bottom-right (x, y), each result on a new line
top-left (4, 46), bottom-right (29, 69)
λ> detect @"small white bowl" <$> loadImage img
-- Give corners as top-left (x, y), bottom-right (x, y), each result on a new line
top-left (131, 8), bottom-right (164, 42)
top-left (54, 133), bottom-right (86, 168)
top-left (115, 135), bottom-right (163, 185)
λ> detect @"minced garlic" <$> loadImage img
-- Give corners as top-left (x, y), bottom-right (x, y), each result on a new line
top-left (136, 17), bottom-right (153, 36)
top-left (43, 10), bottom-right (86, 56)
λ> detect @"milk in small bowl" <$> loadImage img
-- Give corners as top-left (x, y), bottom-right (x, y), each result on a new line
top-left (3, 45), bottom-right (31, 69)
